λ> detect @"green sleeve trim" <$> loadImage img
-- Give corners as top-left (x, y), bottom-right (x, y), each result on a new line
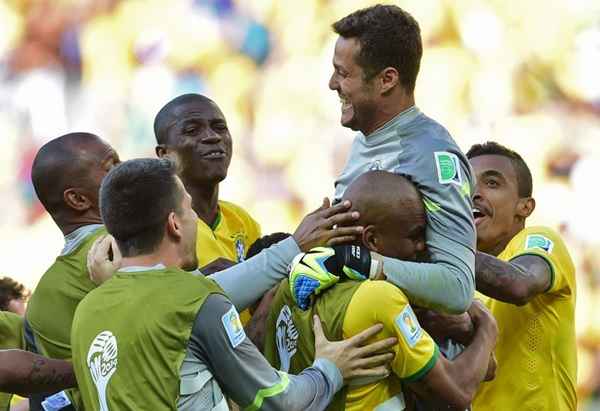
top-left (210, 210), bottom-right (222, 231)
top-left (402, 344), bottom-right (440, 383)
top-left (509, 252), bottom-right (556, 293)
top-left (244, 371), bottom-right (290, 411)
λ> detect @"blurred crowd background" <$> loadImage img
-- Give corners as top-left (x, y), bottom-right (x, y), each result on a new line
top-left (0, 0), bottom-right (599, 408)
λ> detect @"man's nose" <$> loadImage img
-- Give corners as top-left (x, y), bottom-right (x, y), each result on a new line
top-left (328, 72), bottom-right (338, 91)
top-left (200, 128), bottom-right (222, 144)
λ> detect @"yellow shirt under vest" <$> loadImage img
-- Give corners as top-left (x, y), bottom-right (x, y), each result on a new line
top-left (473, 226), bottom-right (577, 411)
top-left (196, 200), bottom-right (260, 324)
top-left (343, 281), bottom-right (439, 411)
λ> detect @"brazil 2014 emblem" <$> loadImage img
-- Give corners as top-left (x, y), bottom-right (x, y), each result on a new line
top-left (234, 236), bottom-right (246, 262)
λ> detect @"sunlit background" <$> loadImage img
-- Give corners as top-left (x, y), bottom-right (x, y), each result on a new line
top-left (1, 0), bottom-right (599, 407)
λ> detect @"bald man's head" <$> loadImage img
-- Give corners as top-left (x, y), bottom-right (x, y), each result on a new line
top-left (342, 171), bottom-right (426, 260)
top-left (32, 133), bottom-right (120, 229)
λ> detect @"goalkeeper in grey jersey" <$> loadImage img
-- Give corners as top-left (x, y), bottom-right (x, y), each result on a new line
top-left (328, 5), bottom-right (475, 314)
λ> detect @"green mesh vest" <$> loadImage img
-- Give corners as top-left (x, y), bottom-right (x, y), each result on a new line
top-left (0, 311), bottom-right (25, 411)
top-left (71, 267), bottom-right (223, 411)
top-left (27, 226), bottom-right (107, 359)
top-left (26, 225), bottom-right (106, 409)
top-left (264, 279), bottom-right (362, 411)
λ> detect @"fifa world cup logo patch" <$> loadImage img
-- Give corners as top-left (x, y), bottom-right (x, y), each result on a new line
top-left (87, 331), bottom-right (118, 411)
top-left (276, 305), bottom-right (299, 372)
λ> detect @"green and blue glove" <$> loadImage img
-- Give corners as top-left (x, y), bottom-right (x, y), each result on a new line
top-left (289, 245), bottom-right (381, 310)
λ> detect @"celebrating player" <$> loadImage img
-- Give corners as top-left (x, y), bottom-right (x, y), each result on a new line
top-left (154, 94), bottom-right (260, 269)
top-left (468, 142), bottom-right (577, 410)
top-left (264, 171), bottom-right (497, 410)
top-left (26, 132), bottom-right (118, 410)
top-left (72, 158), bottom-right (397, 410)
top-left (299, 4), bottom-right (475, 314)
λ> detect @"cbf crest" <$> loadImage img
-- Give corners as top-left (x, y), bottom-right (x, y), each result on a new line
top-left (233, 234), bottom-right (246, 262)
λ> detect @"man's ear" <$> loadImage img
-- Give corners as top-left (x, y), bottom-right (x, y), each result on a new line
top-left (516, 197), bottom-right (535, 219)
top-left (64, 188), bottom-right (92, 211)
top-left (156, 145), bottom-right (167, 158)
top-left (166, 211), bottom-right (183, 241)
top-left (378, 67), bottom-right (400, 95)
top-left (362, 225), bottom-right (381, 253)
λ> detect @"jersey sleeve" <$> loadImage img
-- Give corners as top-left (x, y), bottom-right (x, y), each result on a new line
top-left (505, 227), bottom-right (575, 294)
top-left (344, 281), bottom-right (439, 382)
top-left (382, 137), bottom-right (475, 313)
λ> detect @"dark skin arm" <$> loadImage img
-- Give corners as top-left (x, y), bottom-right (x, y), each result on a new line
top-left (0, 350), bottom-right (76, 396)
top-left (414, 308), bottom-right (474, 346)
top-left (245, 285), bottom-right (279, 352)
top-left (475, 252), bottom-right (552, 306)
top-left (407, 301), bottom-right (498, 410)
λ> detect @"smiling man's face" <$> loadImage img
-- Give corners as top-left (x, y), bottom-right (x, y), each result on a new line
top-left (328, 36), bottom-right (380, 135)
top-left (471, 154), bottom-right (524, 254)
top-left (162, 99), bottom-right (233, 185)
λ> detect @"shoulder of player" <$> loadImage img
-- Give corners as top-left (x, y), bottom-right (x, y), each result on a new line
top-left (0, 311), bottom-right (23, 330)
top-left (352, 280), bottom-right (410, 309)
top-left (507, 226), bottom-right (576, 280)
top-left (218, 201), bottom-right (258, 224)
top-left (510, 226), bottom-right (567, 252)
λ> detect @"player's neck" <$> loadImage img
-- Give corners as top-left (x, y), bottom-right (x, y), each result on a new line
top-left (58, 214), bottom-right (103, 236)
top-left (363, 93), bottom-right (415, 137)
top-left (184, 181), bottom-right (220, 227)
top-left (120, 244), bottom-right (182, 270)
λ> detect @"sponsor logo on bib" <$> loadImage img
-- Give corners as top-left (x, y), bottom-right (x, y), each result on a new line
top-left (87, 331), bottom-right (118, 411)
top-left (276, 305), bottom-right (299, 372)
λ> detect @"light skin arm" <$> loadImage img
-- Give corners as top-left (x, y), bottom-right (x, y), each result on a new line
top-left (0, 350), bottom-right (76, 396)
top-left (408, 301), bottom-right (497, 410)
top-left (475, 252), bottom-right (551, 306)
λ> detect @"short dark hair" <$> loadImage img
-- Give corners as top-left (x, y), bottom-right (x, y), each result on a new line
top-left (467, 141), bottom-right (533, 197)
top-left (0, 277), bottom-right (28, 311)
top-left (153, 94), bottom-right (215, 145)
top-left (246, 232), bottom-right (292, 259)
top-left (100, 158), bottom-right (183, 257)
top-left (332, 4), bottom-right (422, 92)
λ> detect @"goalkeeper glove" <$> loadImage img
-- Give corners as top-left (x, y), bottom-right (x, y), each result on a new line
top-left (289, 245), bottom-right (381, 310)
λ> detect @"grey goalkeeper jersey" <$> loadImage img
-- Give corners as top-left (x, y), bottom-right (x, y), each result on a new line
top-left (334, 106), bottom-right (476, 313)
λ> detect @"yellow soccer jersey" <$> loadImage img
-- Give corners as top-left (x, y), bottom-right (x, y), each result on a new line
top-left (196, 200), bottom-right (261, 324)
top-left (343, 281), bottom-right (439, 411)
top-left (473, 226), bottom-right (577, 411)
top-left (196, 200), bottom-right (261, 266)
